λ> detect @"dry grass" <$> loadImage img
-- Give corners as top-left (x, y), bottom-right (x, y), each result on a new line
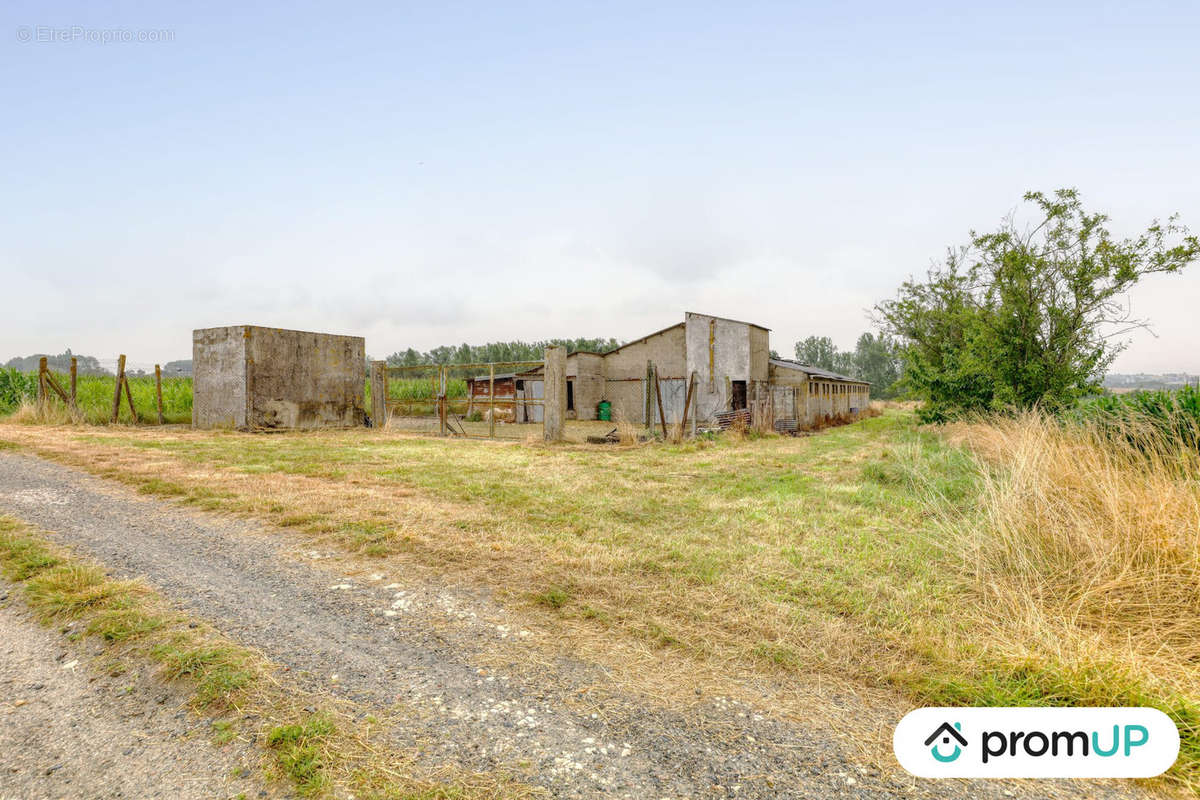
top-left (0, 416), bottom-right (935, 744)
top-left (3, 411), bottom-right (1197, 790)
top-left (919, 412), bottom-right (1200, 787)
top-left (948, 413), bottom-right (1200, 671)
top-left (614, 419), bottom-right (641, 446)
top-left (7, 399), bottom-right (83, 426)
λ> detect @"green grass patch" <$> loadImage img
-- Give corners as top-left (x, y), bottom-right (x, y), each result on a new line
top-left (533, 585), bottom-right (570, 609)
top-left (266, 714), bottom-right (337, 796)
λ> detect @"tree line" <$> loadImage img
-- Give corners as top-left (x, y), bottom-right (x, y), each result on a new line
top-left (789, 333), bottom-right (903, 399)
top-left (3, 349), bottom-right (109, 375)
top-left (385, 338), bottom-right (622, 366)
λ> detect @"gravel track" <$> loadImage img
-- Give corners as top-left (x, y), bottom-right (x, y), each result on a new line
top-left (0, 595), bottom-right (267, 800)
top-left (0, 451), bottom-right (1153, 799)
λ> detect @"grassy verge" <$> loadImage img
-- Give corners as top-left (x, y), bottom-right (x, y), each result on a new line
top-left (1, 411), bottom-right (1195, 789)
top-left (0, 515), bottom-right (531, 799)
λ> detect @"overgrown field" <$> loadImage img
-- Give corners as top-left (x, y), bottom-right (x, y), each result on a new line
top-left (1, 410), bottom-right (1196, 788)
top-left (1076, 384), bottom-right (1200, 451)
top-left (0, 369), bottom-right (192, 424)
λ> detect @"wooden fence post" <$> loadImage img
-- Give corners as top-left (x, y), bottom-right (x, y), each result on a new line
top-left (369, 360), bottom-right (387, 429)
top-left (680, 371), bottom-right (696, 436)
top-left (123, 368), bottom-right (138, 424)
top-left (37, 357), bottom-right (47, 411)
top-left (488, 363), bottom-right (495, 439)
top-left (644, 360), bottom-right (654, 430)
top-left (654, 367), bottom-right (667, 439)
top-left (438, 366), bottom-right (447, 437)
top-left (110, 355), bottom-right (126, 423)
top-left (155, 364), bottom-right (165, 424)
top-left (70, 357), bottom-right (77, 408)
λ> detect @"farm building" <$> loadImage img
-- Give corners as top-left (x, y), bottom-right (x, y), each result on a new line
top-left (193, 325), bottom-right (366, 430)
top-left (466, 312), bottom-right (869, 431)
top-left (464, 371), bottom-right (544, 423)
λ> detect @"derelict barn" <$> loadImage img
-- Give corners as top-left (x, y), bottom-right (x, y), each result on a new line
top-left (466, 312), bottom-right (870, 431)
top-left (464, 372), bottom-right (545, 423)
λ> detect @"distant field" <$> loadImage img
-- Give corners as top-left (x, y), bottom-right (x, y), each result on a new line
top-left (2, 409), bottom-right (1196, 788)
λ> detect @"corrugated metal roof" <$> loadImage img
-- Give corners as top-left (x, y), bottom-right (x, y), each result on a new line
top-left (769, 358), bottom-right (870, 384)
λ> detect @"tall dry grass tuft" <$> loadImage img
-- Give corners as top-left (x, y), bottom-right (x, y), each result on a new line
top-left (916, 411), bottom-right (1200, 785)
top-left (946, 411), bottom-right (1200, 695)
top-left (615, 419), bottom-right (641, 447)
top-left (666, 421), bottom-right (686, 444)
top-left (950, 412), bottom-right (1200, 662)
top-left (7, 399), bottom-right (81, 426)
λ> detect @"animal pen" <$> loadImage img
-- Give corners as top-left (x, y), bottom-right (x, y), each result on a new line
top-left (369, 347), bottom-right (569, 441)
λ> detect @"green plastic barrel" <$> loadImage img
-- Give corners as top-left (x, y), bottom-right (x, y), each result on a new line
top-left (598, 400), bottom-right (612, 421)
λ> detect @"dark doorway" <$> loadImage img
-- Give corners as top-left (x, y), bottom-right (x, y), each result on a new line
top-left (567, 380), bottom-right (574, 412)
top-left (731, 380), bottom-right (747, 410)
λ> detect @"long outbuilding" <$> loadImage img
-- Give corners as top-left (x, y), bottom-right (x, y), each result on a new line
top-left (467, 312), bottom-right (870, 430)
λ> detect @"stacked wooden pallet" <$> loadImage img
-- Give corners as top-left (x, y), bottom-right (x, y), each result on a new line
top-left (713, 409), bottom-right (752, 430)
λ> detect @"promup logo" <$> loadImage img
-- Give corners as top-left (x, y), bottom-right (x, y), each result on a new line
top-left (924, 722), bottom-right (967, 763)
top-left (894, 708), bottom-right (1179, 778)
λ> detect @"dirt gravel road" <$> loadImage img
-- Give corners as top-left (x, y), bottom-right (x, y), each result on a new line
top-left (0, 596), bottom-right (266, 800)
top-left (0, 450), bottom-right (1155, 799)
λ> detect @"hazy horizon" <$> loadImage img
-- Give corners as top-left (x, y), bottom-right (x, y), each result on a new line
top-left (3, 2), bottom-right (1198, 373)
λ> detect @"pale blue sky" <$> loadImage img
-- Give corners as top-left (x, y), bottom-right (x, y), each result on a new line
top-left (3, 1), bottom-right (1198, 372)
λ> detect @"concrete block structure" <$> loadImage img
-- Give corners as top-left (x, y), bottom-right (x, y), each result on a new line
top-left (464, 311), bottom-right (871, 431)
top-left (193, 325), bottom-right (366, 430)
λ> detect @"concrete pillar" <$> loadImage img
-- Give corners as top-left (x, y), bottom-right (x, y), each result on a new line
top-left (370, 360), bottom-right (388, 428)
top-left (543, 346), bottom-right (566, 442)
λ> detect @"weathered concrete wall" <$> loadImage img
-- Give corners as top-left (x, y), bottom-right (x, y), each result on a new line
top-left (570, 353), bottom-right (605, 421)
top-left (749, 326), bottom-right (770, 383)
top-left (543, 346), bottom-right (566, 441)
top-left (601, 324), bottom-right (686, 424)
top-left (193, 326), bottom-right (248, 429)
top-left (193, 325), bottom-right (365, 430)
top-left (684, 313), bottom-right (755, 423)
top-left (245, 327), bottom-right (365, 429)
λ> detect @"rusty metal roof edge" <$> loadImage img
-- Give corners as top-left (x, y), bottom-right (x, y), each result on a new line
top-left (769, 358), bottom-right (872, 384)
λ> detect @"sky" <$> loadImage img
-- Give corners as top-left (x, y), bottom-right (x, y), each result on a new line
top-left (2, 1), bottom-right (1198, 373)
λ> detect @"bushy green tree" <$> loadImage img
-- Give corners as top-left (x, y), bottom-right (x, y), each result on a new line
top-left (790, 332), bottom-right (903, 397)
top-left (876, 189), bottom-right (1199, 420)
top-left (851, 332), bottom-right (902, 397)
top-left (793, 336), bottom-right (837, 370)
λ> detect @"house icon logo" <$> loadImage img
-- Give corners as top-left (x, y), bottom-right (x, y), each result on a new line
top-left (924, 721), bottom-right (967, 763)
